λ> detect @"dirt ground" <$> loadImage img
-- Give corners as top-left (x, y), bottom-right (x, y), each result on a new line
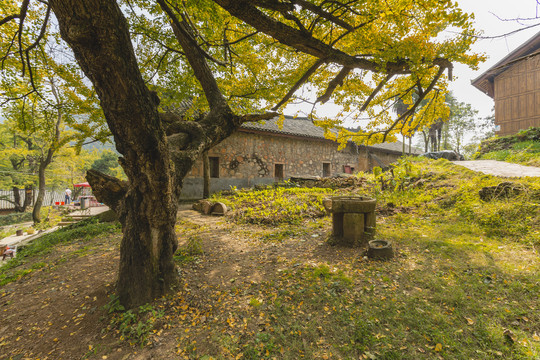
top-left (0, 205), bottom-right (354, 359)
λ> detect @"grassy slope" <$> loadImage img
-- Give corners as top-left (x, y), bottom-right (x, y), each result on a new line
top-left (474, 127), bottom-right (540, 167)
top-left (203, 157), bottom-right (540, 359)
top-left (0, 158), bottom-right (538, 359)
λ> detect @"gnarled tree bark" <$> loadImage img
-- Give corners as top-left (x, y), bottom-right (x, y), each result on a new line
top-left (49, 0), bottom-right (180, 308)
top-left (47, 0), bottom-right (272, 308)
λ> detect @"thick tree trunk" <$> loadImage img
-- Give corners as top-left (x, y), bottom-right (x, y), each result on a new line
top-left (202, 151), bottom-right (210, 199)
top-left (117, 190), bottom-right (178, 306)
top-left (50, 0), bottom-right (179, 308)
top-left (24, 185), bottom-right (33, 209)
top-left (12, 187), bottom-right (23, 212)
top-left (50, 0), bottom-right (259, 308)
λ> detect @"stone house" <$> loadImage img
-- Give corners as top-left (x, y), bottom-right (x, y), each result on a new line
top-left (472, 31), bottom-right (540, 136)
top-left (180, 116), bottom-right (420, 198)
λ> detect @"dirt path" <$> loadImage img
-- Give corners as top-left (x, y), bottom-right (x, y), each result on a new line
top-left (453, 160), bottom-right (540, 177)
top-left (0, 206), bottom-right (357, 359)
top-left (0, 234), bottom-right (121, 360)
top-left (175, 206), bottom-right (349, 288)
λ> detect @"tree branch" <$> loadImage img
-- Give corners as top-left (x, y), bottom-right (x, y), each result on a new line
top-left (157, 0), bottom-right (228, 110)
top-left (382, 66), bottom-right (447, 142)
top-left (272, 58), bottom-right (326, 111)
top-left (156, 0), bottom-right (226, 66)
top-left (358, 73), bottom-right (393, 112)
top-left (87, 169), bottom-right (128, 213)
top-left (213, 0), bottom-right (433, 73)
top-left (316, 66), bottom-right (351, 104)
top-left (17, 0), bottom-right (31, 76)
top-left (25, 4), bottom-right (51, 53)
top-left (0, 14), bottom-right (21, 27)
top-left (292, 0), bottom-right (354, 31)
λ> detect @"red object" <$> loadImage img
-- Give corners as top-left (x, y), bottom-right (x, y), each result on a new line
top-left (55, 202), bottom-right (60, 205)
top-left (74, 182), bottom-right (91, 188)
top-left (61, 201), bottom-right (65, 205)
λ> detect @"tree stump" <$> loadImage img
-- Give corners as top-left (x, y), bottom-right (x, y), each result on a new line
top-left (211, 202), bottom-right (228, 216)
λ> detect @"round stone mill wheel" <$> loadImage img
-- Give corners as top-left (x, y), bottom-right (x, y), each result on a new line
top-left (367, 240), bottom-right (394, 259)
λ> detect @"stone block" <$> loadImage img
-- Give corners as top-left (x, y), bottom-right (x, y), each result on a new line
top-left (364, 211), bottom-right (376, 239)
top-left (332, 196), bottom-right (376, 213)
top-left (343, 212), bottom-right (364, 245)
top-left (332, 212), bottom-right (344, 238)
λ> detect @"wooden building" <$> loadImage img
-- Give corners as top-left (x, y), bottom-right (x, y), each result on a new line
top-left (472, 31), bottom-right (540, 136)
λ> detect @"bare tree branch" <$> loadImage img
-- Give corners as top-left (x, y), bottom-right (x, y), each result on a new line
top-left (86, 169), bottom-right (128, 213)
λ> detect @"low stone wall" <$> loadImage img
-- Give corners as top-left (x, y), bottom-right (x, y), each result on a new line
top-left (180, 177), bottom-right (274, 200)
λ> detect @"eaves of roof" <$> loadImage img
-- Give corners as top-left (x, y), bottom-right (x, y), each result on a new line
top-left (239, 115), bottom-right (422, 155)
top-left (471, 30), bottom-right (540, 98)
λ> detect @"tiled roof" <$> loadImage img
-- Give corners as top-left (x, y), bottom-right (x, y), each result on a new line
top-left (241, 115), bottom-right (328, 139)
top-left (240, 115), bottom-right (422, 154)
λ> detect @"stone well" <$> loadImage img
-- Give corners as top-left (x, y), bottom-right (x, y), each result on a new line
top-left (331, 196), bottom-right (376, 246)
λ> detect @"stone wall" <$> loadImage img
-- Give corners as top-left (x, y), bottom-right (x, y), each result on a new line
top-left (180, 130), bottom-right (405, 199)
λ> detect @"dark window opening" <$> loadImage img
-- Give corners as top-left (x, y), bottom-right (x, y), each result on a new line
top-left (323, 163), bottom-right (331, 177)
top-left (209, 157), bottom-right (220, 178)
top-left (274, 163), bottom-right (284, 181)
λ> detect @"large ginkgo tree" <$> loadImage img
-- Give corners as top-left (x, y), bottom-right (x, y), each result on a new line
top-left (1, 0), bottom-right (483, 308)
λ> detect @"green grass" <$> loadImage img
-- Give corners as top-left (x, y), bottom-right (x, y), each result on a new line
top-left (0, 218), bottom-right (120, 285)
top-left (475, 127), bottom-right (540, 167)
top-left (169, 157), bottom-right (540, 359)
top-left (0, 212), bottom-right (33, 226)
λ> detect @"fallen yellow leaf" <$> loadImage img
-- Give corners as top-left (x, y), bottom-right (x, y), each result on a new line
top-left (434, 343), bottom-right (443, 352)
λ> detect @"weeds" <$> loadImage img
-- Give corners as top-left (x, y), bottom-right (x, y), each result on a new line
top-left (211, 186), bottom-right (335, 225)
top-left (103, 295), bottom-right (165, 347)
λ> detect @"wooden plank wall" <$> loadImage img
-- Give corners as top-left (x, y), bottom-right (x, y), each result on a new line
top-left (494, 54), bottom-right (540, 136)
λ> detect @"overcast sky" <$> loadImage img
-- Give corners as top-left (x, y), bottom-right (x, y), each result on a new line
top-left (450, 0), bottom-right (540, 119)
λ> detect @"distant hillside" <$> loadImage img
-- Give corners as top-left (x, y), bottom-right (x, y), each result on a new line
top-left (81, 137), bottom-right (116, 152)
top-left (474, 127), bottom-right (540, 167)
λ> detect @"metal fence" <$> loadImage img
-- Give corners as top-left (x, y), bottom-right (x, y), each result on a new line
top-left (0, 189), bottom-right (65, 210)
